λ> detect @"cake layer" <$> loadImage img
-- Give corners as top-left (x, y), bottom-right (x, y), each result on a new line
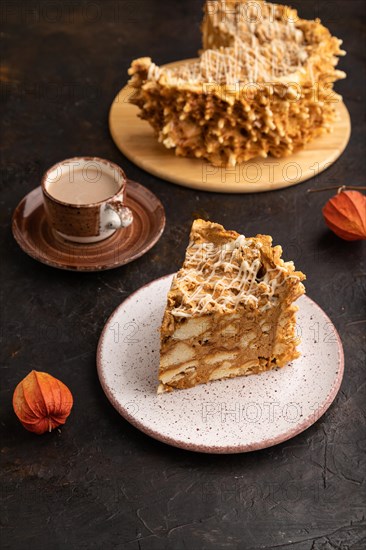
top-left (159, 220), bottom-right (305, 392)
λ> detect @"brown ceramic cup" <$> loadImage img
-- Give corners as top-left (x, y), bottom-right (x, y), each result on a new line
top-left (41, 157), bottom-right (133, 243)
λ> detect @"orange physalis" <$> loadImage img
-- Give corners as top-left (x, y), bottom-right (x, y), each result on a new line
top-left (322, 190), bottom-right (366, 241)
top-left (13, 370), bottom-right (73, 434)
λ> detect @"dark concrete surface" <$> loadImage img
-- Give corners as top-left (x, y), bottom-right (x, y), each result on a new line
top-left (1, 1), bottom-right (365, 549)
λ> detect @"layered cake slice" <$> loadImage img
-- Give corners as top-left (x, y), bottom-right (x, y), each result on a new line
top-left (158, 220), bottom-right (305, 392)
top-left (127, 0), bottom-right (346, 168)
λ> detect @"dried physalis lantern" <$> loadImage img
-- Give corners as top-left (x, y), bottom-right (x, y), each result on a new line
top-left (13, 370), bottom-right (73, 434)
top-left (322, 190), bottom-right (366, 241)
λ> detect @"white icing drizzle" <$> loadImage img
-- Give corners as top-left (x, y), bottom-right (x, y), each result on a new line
top-left (140, 3), bottom-right (342, 94)
top-left (206, 1), bottom-right (306, 83)
top-left (171, 235), bottom-right (300, 318)
top-left (147, 2), bottom-right (308, 86)
top-left (147, 63), bottom-right (161, 80)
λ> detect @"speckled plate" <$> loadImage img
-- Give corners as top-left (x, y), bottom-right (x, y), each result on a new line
top-left (12, 181), bottom-right (165, 271)
top-left (97, 274), bottom-right (344, 453)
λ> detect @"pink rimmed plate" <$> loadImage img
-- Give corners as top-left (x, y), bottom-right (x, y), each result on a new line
top-left (97, 274), bottom-right (344, 453)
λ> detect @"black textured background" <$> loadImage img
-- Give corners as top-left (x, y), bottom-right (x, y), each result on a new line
top-left (1, 1), bottom-right (366, 549)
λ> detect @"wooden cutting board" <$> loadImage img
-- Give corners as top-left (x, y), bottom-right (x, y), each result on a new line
top-left (109, 59), bottom-right (351, 193)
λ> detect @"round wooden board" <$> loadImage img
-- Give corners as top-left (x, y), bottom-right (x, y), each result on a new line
top-left (109, 59), bottom-right (351, 193)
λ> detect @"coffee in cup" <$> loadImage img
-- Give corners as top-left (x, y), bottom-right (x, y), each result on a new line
top-left (42, 157), bottom-right (133, 243)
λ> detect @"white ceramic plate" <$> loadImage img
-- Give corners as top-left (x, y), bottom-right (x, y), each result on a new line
top-left (97, 274), bottom-right (344, 453)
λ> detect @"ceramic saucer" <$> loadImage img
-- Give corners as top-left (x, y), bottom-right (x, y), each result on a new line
top-left (12, 180), bottom-right (165, 271)
top-left (97, 274), bottom-right (344, 454)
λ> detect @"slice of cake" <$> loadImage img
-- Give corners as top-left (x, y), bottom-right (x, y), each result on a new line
top-left (127, 0), bottom-right (345, 168)
top-left (158, 220), bottom-right (305, 392)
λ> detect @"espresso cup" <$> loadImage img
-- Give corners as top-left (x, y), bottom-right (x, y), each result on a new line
top-left (42, 157), bottom-right (133, 243)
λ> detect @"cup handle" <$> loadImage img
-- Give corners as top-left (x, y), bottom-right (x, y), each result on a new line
top-left (102, 201), bottom-right (133, 231)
